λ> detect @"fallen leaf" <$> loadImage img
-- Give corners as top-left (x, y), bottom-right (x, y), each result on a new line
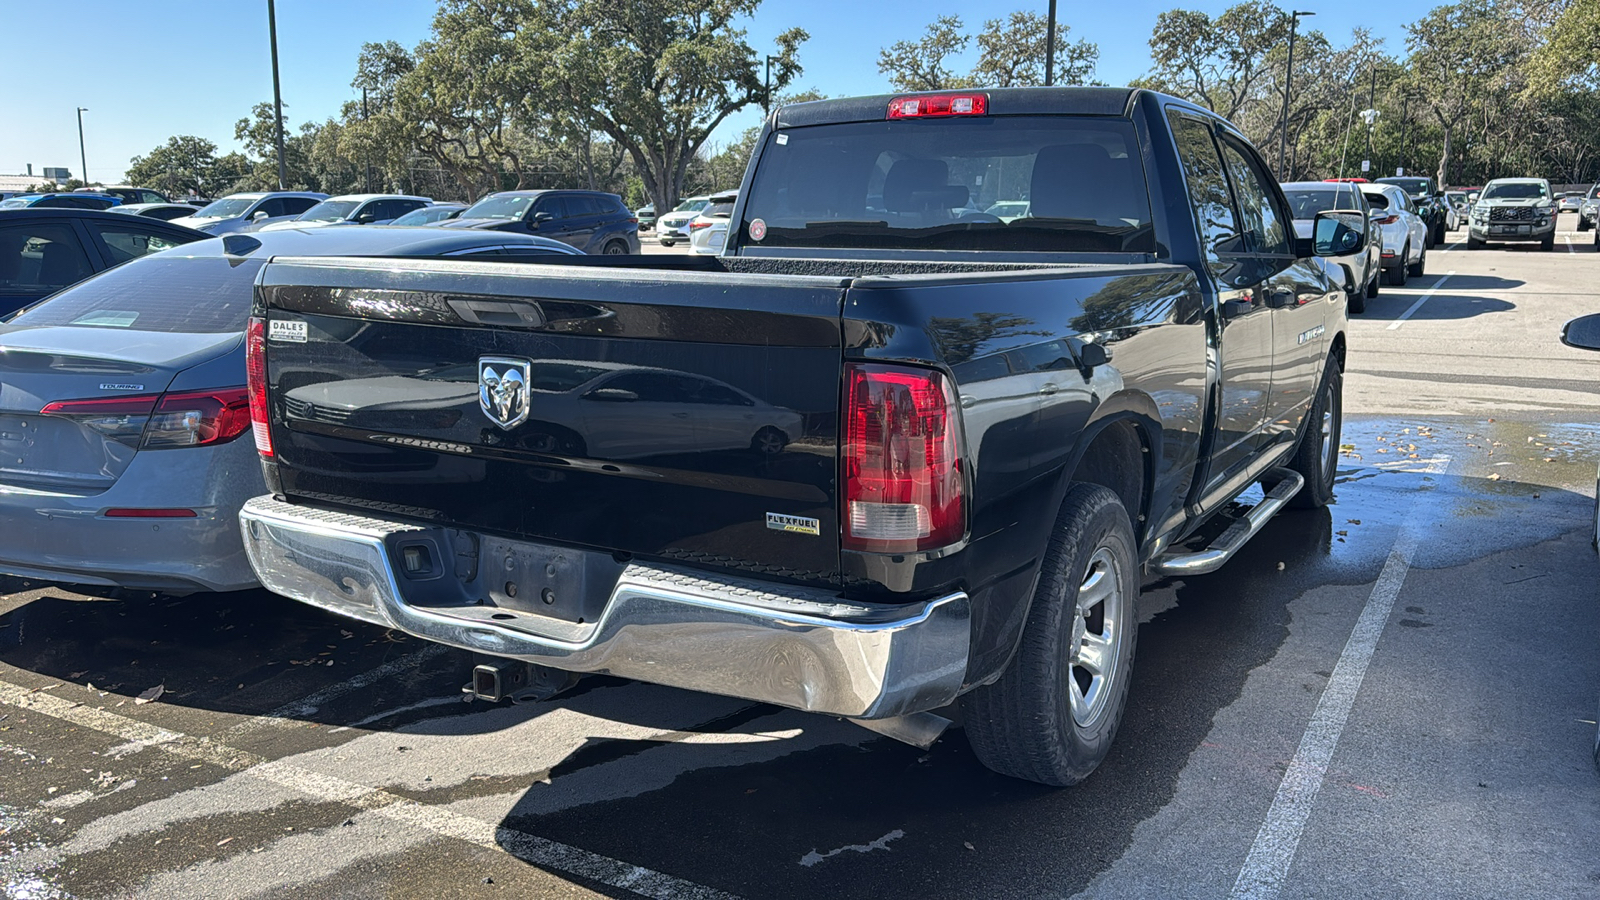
top-left (135, 685), bottom-right (164, 705)
top-left (1277, 562), bottom-right (1286, 571)
top-left (1488, 473), bottom-right (1502, 481)
top-left (216, 837), bottom-right (234, 847)
top-left (1336, 530), bottom-right (1348, 536)
top-left (964, 841), bottom-right (976, 851)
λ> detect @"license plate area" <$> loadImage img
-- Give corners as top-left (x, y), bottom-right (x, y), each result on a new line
top-left (480, 535), bottom-right (610, 625)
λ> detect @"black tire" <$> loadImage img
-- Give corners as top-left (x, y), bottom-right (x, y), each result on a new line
top-left (660, 240), bottom-right (675, 247)
top-left (1577, 217), bottom-right (1591, 232)
top-left (1365, 274), bottom-right (1379, 299)
top-left (1285, 355), bottom-right (1342, 509)
top-left (750, 426), bottom-right (788, 455)
top-left (962, 483), bottom-right (1139, 787)
top-left (1540, 235), bottom-right (1555, 252)
top-left (602, 240), bottom-right (629, 255)
top-left (1467, 236), bottom-right (1484, 250)
top-left (1407, 244), bottom-right (1426, 277)
top-left (1348, 284), bottom-right (1366, 315)
top-left (1384, 248), bottom-right (1408, 286)
top-left (1431, 221), bottom-right (1446, 247)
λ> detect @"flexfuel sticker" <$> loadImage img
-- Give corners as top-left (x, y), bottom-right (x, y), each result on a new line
top-left (269, 320), bottom-right (308, 343)
top-left (766, 512), bottom-right (820, 536)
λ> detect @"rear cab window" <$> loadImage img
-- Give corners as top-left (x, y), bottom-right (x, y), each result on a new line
top-left (740, 115), bottom-right (1155, 253)
top-left (8, 255), bottom-right (263, 333)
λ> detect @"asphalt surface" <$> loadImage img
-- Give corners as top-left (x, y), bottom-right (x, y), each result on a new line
top-left (3, 217), bottom-right (1599, 899)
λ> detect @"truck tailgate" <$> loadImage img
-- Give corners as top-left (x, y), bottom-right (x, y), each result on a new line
top-left (256, 257), bottom-right (848, 584)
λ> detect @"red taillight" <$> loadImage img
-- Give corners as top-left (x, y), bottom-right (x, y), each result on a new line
top-left (842, 363), bottom-right (965, 553)
top-left (246, 316), bottom-right (272, 457)
top-left (144, 387), bottom-right (251, 448)
top-left (690, 220), bottom-right (713, 230)
top-left (104, 508), bottom-right (198, 518)
top-left (886, 94), bottom-right (988, 119)
top-left (40, 387), bottom-right (251, 449)
top-left (1373, 214), bottom-right (1398, 225)
top-left (40, 394), bottom-right (159, 447)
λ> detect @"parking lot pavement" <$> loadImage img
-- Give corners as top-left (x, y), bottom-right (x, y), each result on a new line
top-left (3, 222), bottom-right (1599, 899)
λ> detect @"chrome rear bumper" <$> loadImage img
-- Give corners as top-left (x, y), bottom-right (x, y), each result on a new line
top-left (239, 496), bottom-right (970, 719)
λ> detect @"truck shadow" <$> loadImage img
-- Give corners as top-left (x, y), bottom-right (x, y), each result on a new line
top-left (1360, 292), bottom-right (1514, 322)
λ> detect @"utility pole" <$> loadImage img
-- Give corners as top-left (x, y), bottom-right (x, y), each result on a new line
top-left (1398, 91), bottom-right (1411, 176)
top-left (1045, 0), bottom-right (1058, 86)
top-left (1278, 10), bottom-right (1315, 176)
top-left (762, 54), bottom-right (781, 116)
top-left (75, 107), bottom-right (89, 187)
top-left (267, 0), bottom-right (288, 190)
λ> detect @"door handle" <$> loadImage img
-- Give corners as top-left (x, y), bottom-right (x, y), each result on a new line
top-left (1039, 383), bottom-right (1059, 396)
top-left (1267, 289), bottom-right (1296, 309)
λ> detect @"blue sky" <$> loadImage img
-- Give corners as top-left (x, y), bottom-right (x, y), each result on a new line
top-left (0, 0), bottom-right (1429, 184)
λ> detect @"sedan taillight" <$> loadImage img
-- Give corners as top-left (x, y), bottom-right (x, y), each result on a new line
top-left (40, 387), bottom-right (250, 449)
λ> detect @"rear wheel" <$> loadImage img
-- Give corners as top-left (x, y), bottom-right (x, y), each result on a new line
top-left (602, 240), bottom-right (628, 255)
top-left (962, 484), bottom-right (1138, 787)
top-left (1579, 217), bottom-right (1592, 232)
top-left (1407, 244), bottom-right (1426, 277)
top-left (1285, 355), bottom-right (1342, 509)
top-left (1384, 245), bottom-right (1409, 286)
top-left (750, 426), bottom-right (788, 455)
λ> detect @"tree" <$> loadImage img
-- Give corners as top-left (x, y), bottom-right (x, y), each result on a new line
top-left (233, 102), bottom-right (321, 191)
top-left (1144, 1), bottom-right (1290, 120)
top-left (1526, 0), bottom-right (1600, 94)
top-left (517, 0), bottom-right (808, 218)
top-left (877, 15), bottom-right (972, 91)
top-left (125, 135), bottom-right (220, 199)
top-left (1404, 0), bottom-right (1527, 186)
top-left (972, 11), bottom-right (1098, 87)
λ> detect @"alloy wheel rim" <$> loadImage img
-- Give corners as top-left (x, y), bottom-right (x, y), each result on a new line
top-left (1067, 546), bottom-right (1125, 727)
top-left (1318, 382), bottom-right (1336, 476)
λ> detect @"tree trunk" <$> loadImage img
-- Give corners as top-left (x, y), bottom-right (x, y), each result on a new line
top-left (1435, 125), bottom-right (1452, 188)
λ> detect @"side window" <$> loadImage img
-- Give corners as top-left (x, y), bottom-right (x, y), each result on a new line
top-left (1218, 137), bottom-right (1291, 255)
top-left (394, 199), bottom-right (426, 217)
top-left (574, 195), bottom-right (606, 217)
top-left (686, 379), bottom-right (754, 406)
top-left (598, 372), bottom-right (692, 402)
top-left (281, 197), bottom-right (319, 216)
top-left (1014, 339), bottom-right (1077, 372)
top-left (90, 223), bottom-right (186, 264)
top-left (1168, 113), bottom-right (1242, 281)
top-left (0, 224), bottom-right (95, 294)
top-left (534, 196), bottom-right (570, 220)
top-left (255, 199), bottom-right (286, 218)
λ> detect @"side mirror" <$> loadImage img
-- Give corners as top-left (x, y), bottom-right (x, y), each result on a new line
top-left (1077, 342), bottom-right (1111, 370)
top-left (585, 387), bottom-right (638, 402)
top-left (531, 211), bottom-right (554, 226)
top-left (252, 210), bottom-right (270, 220)
top-left (1313, 210), bottom-right (1366, 257)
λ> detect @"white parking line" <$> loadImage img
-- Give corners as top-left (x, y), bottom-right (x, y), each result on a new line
top-left (0, 678), bottom-right (740, 900)
top-left (1228, 455), bottom-right (1450, 900)
top-left (1385, 270), bottom-right (1455, 331)
top-left (1564, 235), bottom-right (1576, 253)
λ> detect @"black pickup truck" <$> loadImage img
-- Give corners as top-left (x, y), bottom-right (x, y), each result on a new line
top-left (239, 88), bottom-right (1362, 786)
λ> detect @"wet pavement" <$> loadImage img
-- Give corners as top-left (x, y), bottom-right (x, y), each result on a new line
top-left (2, 222), bottom-right (1599, 899)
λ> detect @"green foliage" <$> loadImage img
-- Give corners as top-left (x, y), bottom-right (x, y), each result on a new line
top-left (1145, 1), bottom-right (1289, 120)
top-left (125, 136), bottom-right (221, 199)
top-left (877, 12), bottom-right (1099, 92)
top-left (1527, 0), bottom-right (1600, 94)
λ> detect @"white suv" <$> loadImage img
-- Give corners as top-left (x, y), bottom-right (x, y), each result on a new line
top-left (1359, 183), bottom-right (1429, 286)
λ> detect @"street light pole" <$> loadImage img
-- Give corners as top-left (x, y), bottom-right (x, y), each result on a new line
top-left (267, 0), bottom-right (288, 190)
top-left (1045, 0), bottom-right (1058, 86)
top-left (75, 107), bottom-right (89, 187)
top-left (1278, 10), bottom-right (1315, 176)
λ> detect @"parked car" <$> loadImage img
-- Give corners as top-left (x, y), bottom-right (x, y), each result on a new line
top-left (635, 204), bottom-right (657, 230)
top-left (0, 208), bottom-right (208, 317)
top-left (1556, 312), bottom-right (1600, 768)
top-left (1445, 190), bottom-right (1471, 228)
top-left (255, 194), bottom-right (433, 231)
top-left (169, 192), bottom-right (327, 235)
top-left (655, 195), bottom-right (711, 246)
top-left (107, 202), bottom-right (202, 222)
top-left (1576, 185), bottom-right (1600, 231)
top-left (0, 227), bottom-right (582, 593)
top-left (1359, 183), bottom-right (1429, 284)
top-left (441, 190), bottom-right (640, 255)
top-left (1559, 193), bottom-right (1584, 213)
top-left (88, 186), bottom-right (170, 206)
top-left (239, 86), bottom-right (1359, 788)
top-left (0, 193), bottom-right (121, 211)
top-left (985, 200), bottom-right (1031, 221)
top-left (1281, 181), bottom-right (1380, 312)
top-left (688, 190), bottom-right (738, 256)
top-left (388, 203), bottom-right (468, 226)
top-left (1466, 178), bottom-right (1557, 251)
top-left (1375, 176), bottom-right (1447, 247)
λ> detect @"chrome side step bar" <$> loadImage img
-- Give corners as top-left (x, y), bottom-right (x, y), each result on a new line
top-left (1151, 468), bottom-right (1305, 577)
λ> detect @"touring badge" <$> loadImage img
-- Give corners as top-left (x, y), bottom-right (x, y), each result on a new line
top-left (478, 357), bottom-right (532, 430)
